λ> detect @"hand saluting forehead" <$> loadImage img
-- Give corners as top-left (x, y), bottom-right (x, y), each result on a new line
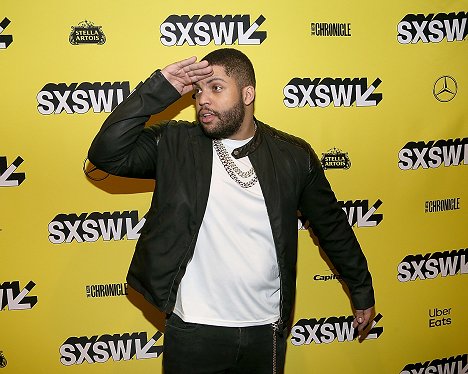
top-left (161, 56), bottom-right (214, 96)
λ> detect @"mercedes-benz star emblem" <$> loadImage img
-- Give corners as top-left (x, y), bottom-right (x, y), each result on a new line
top-left (433, 76), bottom-right (457, 102)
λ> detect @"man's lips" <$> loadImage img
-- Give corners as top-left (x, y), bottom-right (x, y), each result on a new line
top-left (199, 110), bottom-right (217, 124)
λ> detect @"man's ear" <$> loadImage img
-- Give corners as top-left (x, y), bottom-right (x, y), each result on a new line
top-left (242, 86), bottom-right (255, 106)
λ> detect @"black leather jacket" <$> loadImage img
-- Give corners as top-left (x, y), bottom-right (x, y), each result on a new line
top-left (88, 70), bottom-right (374, 328)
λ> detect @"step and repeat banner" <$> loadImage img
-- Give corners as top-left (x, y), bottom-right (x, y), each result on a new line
top-left (1, 1), bottom-right (467, 373)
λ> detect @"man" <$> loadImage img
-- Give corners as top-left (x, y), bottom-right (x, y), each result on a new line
top-left (88, 48), bottom-right (375, 373)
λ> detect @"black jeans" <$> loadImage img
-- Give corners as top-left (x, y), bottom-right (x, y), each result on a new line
top-left (163, 313), bottom-right (287, 374)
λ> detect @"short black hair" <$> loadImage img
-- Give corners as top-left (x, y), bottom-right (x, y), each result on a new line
top-left (202, 48), bottom-right (256, 88)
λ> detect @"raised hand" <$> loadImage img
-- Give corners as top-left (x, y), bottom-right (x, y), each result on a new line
top-left (161, 56), bottom-right (213, 96)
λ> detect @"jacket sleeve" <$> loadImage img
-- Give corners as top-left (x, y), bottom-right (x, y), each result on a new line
top-left (88, 70), bottom-right (181, 179)
top-left (298, 147), bottom-right (375, 310)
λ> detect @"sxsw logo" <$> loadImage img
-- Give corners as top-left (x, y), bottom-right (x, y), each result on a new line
top-left (0, 281), bottom-right (38, 311)
top-left (398, 11), bottom-right (468, 44)
top-left (398, 138), bottom-right (468, 170)
top-left (338, 199), bottom-right (383, 227)
top-left (400, 353), bottom-right (467, 374)
top-left (283, 78), bottom-right (382, 108)
top-left (160, 14), bottom-right (267, 46)
top-left (0, 156), bottom-right (25, 187)
top-left (291, 313), bottom-right (383, 345)
top-left (60, 331), bottom-right (163, 365)
top-left (37, 82), bottom-right (130, 115)
top-left (397, 248), bottom-right (468, 282)
top-left (48, 210), bottom-right (145, 244)
top-left (0, 17), bottom-right (13, 49)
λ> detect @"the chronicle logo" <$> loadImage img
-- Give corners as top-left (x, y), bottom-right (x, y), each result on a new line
top-left (0, 281), bottom-right (38, 311)
top-left (338, 199), bottom-right (383, 228)
top-left (70, 20), bottom-right (106, 45)
top-left (291, 313), bottom-right (383, 345)
top-left (397, 247), bottom-right (467, 282)
top-left (283, 78), bottom-right (382, 108)
top-left (37, 82), bottom-right (130, 115)
top-left (0, 156), bottom-right (25, 187)
top-left (433, 76), bottom-right (457, 102)
top-left (48, 210), bottom-right (145, 244)
top-left (400, 353), bottom-right (467, 374)
top-left (160, 14), bottom-right (267, 46)
top-left (321, 148), bottom-right (351, 170)
top-left (59, 331), bottom-right (163, 365)
top-left (397, 11), bottom-right (467, 44)
top-left (86, 283), bottom-right (128, 298)
top-left (311, 22), bottom-right (351, 37)
top-left (398, 138), bottom-right (467, 170)
top-left (0, 17), bottom-right (13, 49)
top-left (425, 197), bottom-right (461, 213)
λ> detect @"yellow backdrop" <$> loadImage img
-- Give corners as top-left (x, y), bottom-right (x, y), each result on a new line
top-left (1, 1), bottom-right (467, 373)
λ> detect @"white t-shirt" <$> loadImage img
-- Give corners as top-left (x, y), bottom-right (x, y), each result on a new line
top-left (173, 137), bottom-right (280, 327)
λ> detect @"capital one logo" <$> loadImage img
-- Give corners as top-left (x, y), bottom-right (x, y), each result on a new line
top-left (283, 78), bottom-right (382, 108)
top-left (60, 331), bottom-right (163, 365)
top-left (291, 313), bottom-right (383, 345)
top-left (37, 82), bottom-right (130, 115)
top-left (338, 199), bottom-right (383, 227)
top-left (48, 210), bottom-right (145, 244)
top-left (397, 11), bottom-right (467, 44)
top-left (0, 281), bottom-right (38, 311)
top-left (160, 14), bottom-right (267, 46)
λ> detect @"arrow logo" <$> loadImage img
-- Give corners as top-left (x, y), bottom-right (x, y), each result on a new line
top-left (0, 17), bottom-right (13, 49)
top-left (0, 156), bottom-right (25, 186)
top-left (0, 281), bottom-right (38, 311)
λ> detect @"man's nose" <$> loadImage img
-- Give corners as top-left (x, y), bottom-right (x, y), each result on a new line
top-left (196, 90), bottom-right (211, 106)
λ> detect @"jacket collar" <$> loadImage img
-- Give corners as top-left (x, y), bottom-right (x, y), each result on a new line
top-left (231, 117), bottom-right (263, 159)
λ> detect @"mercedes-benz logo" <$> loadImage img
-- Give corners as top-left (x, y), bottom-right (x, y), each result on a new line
top-left (83, 158), bottom-right (109, 181)
top-left (433, 76), bottom-right (457, 102)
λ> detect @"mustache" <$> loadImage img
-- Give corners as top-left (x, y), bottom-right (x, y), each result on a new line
top-left (198, 107), bottom-right (220, 117)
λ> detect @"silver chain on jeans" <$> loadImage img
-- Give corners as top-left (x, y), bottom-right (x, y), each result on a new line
top-left (272, 322), bottom-right (279, 374)
top-left (213, 139), bottom-right (258, 188)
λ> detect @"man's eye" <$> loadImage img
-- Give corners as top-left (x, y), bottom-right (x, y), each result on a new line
top-left (192, 89), bottom-right (201, 99)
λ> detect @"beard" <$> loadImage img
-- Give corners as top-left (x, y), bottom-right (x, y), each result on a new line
top-left (199, 96), bottom-right (245, 140)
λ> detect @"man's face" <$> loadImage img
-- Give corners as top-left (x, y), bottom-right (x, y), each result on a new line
top-left (193, 65), bottom-right (245, 139)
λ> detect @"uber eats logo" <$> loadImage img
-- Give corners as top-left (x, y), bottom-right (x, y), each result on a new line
top-left (397, 247), bottom-right (467, 282)
top-left (37, 82), bottom-right (130, 115)
top-left (60, 331), bottom-right (163, 365)
top-left (398, 11), bottom-right (468, 44)
top-left (283, 77), bottom-right (382, 108)
top-left (291, 313), bottom-right (383, 345)
top-left (398, 138), bottom-right (468, 170)
top-left (400, 354), bottom-right (468, 374)
top-left (160, 14), bottom-right (267, 46)
top-left (48, 210), bottom-right (145, 244)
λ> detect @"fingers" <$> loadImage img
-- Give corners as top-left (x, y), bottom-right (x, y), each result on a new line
top-left (352, 307), bottom-right (374, 333)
